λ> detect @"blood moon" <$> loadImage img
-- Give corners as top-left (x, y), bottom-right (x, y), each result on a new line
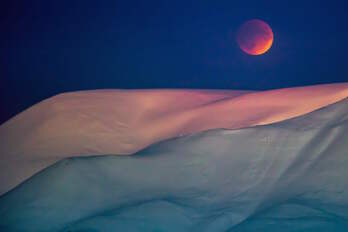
top-left (236, 19), bottom-right (273, 55)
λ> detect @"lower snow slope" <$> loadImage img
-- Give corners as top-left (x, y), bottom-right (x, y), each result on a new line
top-left (0, 93), bottom-right (348, 231)
top-left (0, 83), bottom-right (348, 195)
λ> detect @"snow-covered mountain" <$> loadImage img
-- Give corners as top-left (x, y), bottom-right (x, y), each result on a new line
top-left (0, 83), bottom-right (348, 231)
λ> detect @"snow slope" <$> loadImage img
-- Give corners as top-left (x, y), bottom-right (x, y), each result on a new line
top-left (0, 87), bottom-right (348, 231)
top-left (0, 83), bottom-right (348, 195)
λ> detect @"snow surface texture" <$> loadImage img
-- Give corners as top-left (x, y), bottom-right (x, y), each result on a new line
top-left (1, 88), bottom-right (348, 231)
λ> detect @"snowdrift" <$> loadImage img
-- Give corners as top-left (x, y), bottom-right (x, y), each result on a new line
top-left (0, 83), bottom-right (348, 195)
top-left (0, 84), bottom-right (348, 231)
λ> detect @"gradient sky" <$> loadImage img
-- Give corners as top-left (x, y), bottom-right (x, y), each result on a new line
top-left (1, 0), bottom-right (348, 124)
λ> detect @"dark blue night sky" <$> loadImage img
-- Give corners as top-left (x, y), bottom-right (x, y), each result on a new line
top-left (1, 0), bottom-right (348, 123)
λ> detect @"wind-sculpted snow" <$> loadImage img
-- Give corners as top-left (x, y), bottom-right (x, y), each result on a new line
top-left (1, 97), bottom-right (348, 231)
top-left (1, 83), bottom-right (348, 196)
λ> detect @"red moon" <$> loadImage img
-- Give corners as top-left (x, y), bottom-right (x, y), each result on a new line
top-left (236, 19), bottom-right (273, 55)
